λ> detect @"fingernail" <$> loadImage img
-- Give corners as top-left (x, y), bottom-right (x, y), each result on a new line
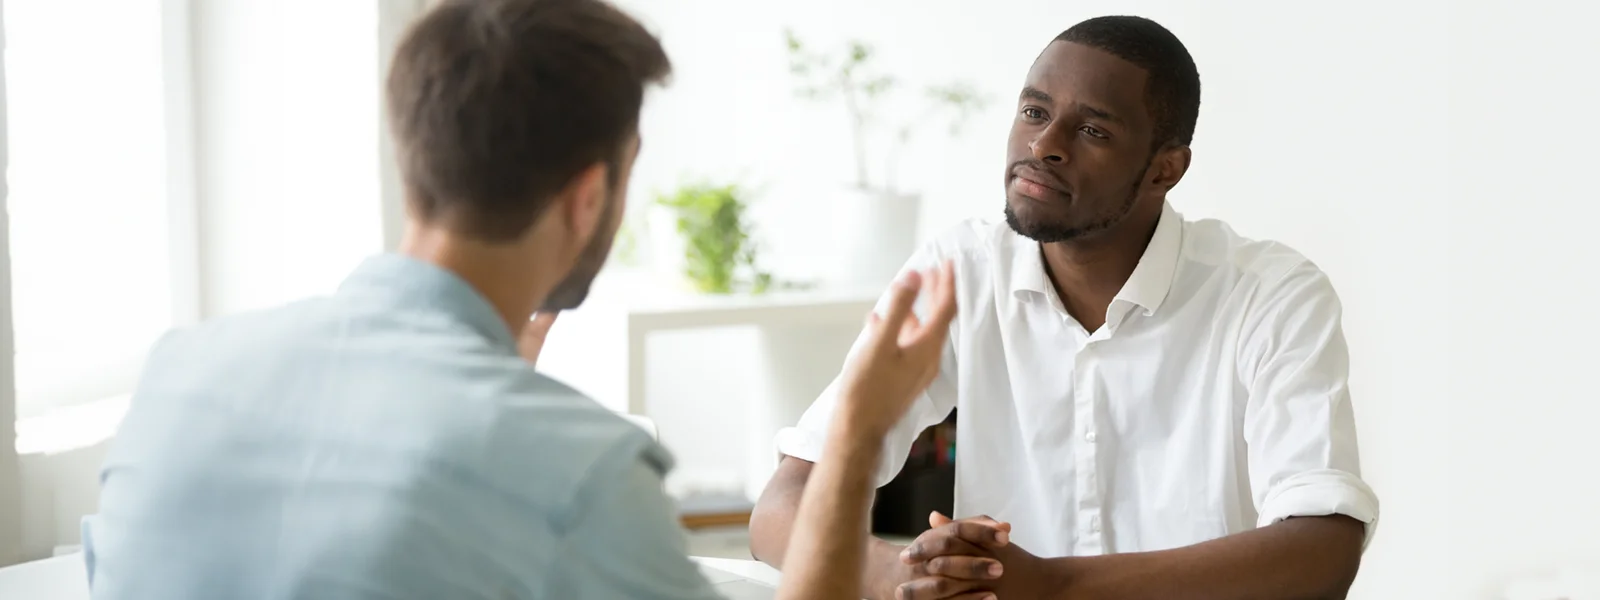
top-left (989, 563), bottom-right (1003, 577)
top-left (984, 595), bottom-right (997, 600)
top-left (996, 530), bottom-right (1009, 545)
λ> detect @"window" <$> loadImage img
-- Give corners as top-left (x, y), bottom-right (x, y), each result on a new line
top-left (4, 0), bottom-right (193, 418)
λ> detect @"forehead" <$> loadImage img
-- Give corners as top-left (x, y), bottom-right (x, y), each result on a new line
top-left (1024, 41), bottom-right (1149, 124)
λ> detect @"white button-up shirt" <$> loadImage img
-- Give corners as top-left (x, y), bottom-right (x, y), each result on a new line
top-left (777, 202), bottom-right (1378, 557)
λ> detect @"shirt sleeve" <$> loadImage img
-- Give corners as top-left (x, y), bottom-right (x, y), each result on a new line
top-left (562, 447), bottom-right (726, 600)
top-left (774, 244), bottom-right (960, 488)
top-left (1238, 263), bottom-right (1380, 550)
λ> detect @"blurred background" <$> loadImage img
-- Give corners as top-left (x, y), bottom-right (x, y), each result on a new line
top-left (1, 0), bottom-right (1596, 598)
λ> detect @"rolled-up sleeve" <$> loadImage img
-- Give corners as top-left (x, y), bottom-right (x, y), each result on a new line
top-left (1239, 263), bottom-right (1380, 549)
top-left (774, 245), bottom-right (959, 488)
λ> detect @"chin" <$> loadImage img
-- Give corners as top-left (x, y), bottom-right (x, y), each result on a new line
top-left (1004, 199), bottom-right (1089, 244)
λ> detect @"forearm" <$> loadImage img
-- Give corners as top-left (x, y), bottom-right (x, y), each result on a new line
top-left (1053, 516), bottom-right (1366, 600)
top-left (748, 462), bottom-right (805, 568)
top-left (774, 424), bottom-right (886, 600)
top-left (750, 457), bottom-right (907, 600)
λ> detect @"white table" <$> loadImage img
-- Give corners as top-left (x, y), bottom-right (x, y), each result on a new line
top-left (695, 557), bottom-right (783, 587)
top-left (0, 553), bottom-right (87, 600)
top-left (0, 553), bottom-right (776, 599)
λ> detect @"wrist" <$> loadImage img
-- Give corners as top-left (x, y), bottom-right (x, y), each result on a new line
top-left (1041, 555), bottom-right (1099, 600)
top-left (826, 411), bottom-right (892, 451)
top-left (864, 539), bottom-right (909, 600)
top-left (833, 393), bottom-right (899, 440)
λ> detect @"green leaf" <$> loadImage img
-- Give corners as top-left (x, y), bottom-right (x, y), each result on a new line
top-left (848, 41), bottom-right (872, 65)
top-left (654, 183), bottom-right (769, 295)
top-left (862, 76), bottom-right (896, 97)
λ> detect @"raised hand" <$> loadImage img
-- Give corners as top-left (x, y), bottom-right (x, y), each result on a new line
top-left (834, 261), bottom-right (958, 438)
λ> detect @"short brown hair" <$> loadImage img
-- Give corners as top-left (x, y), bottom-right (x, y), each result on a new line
top-left (387, 0), bottom-right (671, 241)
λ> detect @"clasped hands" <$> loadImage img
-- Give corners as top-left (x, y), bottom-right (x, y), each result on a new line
top-left (877, 512), bottom-right (1053, 600)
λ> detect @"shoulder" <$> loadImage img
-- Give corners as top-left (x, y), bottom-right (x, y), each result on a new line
top-left (478, 373), bottom-right (672, 525)
top-left (1179, 216), bottom-right (1340, 306)
top-left (913, 218), bottom-right (1020, 265)
top-left (907, 218), bottom-right (1039, 290)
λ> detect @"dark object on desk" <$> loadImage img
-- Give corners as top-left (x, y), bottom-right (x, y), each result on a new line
top-left (871, 411), bottom-right (956, 538)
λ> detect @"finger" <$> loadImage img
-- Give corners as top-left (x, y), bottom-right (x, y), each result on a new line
top-left (952, 520), bottom-right (1010, 549)
top-left (902, 532), bottom-right (986, 563)
top-left (922, 555), bottom-right (1003, 580)
top-left (929, 511), bottom-right (953, 528)
top-left (895, 575), bottom-right (981, 600)
top-left (899, 268), bottom-right (940, 341)
top-left (963, 514), bottom-right (1012, 533)
top-left (875, 270), bottom-right (924, 346)
top-left (909, 261), bottom-right (957, 348)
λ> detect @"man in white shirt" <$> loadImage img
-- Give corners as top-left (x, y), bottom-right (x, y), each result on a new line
top-left (750, 15), bottom-right (1379, 600)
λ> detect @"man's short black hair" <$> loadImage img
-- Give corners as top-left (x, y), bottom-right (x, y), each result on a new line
top-left (1058, 16), bottom-right (1200, 151)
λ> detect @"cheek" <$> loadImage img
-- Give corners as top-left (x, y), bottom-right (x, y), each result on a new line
top-left (1005, 125), bottom-right (1030, 158)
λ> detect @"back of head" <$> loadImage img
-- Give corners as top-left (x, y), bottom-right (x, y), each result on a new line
top-left (1058, 16), bottom-right (1200, 151)
top-left (386, 0), bottom-right (671, 242)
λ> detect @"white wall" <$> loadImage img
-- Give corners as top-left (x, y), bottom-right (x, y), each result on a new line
top-left (191, 0), bottom-right (384, 317)
top-left (611, 0), bottom-right (1599, 597)
top-left (1444, 2), bottom-right (1600, 596)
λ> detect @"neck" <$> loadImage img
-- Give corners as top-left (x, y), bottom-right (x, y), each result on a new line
top-left (398, 223), bottom-right (553, 335)
top-left (1039, 200), bottom-right (1163, 330)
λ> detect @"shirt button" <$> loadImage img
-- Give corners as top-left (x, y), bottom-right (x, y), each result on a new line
top-left (1085, 430), bottom-right (1097, 443)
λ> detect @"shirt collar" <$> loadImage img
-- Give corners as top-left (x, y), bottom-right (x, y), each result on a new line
top-left (1010, 201), bottom-right (1185, 317)
top-left (338, 253), bottom-right (518, 352)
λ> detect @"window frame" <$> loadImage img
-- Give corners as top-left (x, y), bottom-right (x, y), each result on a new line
top-left (2, 0), bottom-right (201, 419)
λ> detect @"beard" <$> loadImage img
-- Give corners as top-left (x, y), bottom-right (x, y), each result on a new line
top-left (540, 184), bottom-right (622, 311)
top-left (1004, 156), bottom-right (1152, 244)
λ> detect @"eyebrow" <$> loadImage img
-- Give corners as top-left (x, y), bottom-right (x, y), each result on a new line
top-left (1020, 86), bottom-right (1053, 104)
top-left (1078, 103), bottom-right (1123, 125)
top-left (1020, 85), bottom-right (1124, 125)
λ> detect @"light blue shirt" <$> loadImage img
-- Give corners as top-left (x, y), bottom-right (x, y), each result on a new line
top-left (83, 254), bottom-right (722, 599)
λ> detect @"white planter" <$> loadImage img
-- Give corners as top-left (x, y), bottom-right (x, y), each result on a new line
top-left (646, 206), bottom-right (692, 290)
top-left (826, 187), bottom-right (921, 290)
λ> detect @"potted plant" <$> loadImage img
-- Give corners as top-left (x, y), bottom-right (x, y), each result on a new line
top-left (652, 182), bottom-right (773, 294)
top-left (785, 30), bottom-right (986, 287)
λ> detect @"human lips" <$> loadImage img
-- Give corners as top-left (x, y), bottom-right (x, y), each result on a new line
top-left (1011, 167), bottom-right (1069, 199)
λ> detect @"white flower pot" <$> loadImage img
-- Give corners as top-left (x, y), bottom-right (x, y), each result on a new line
top-left (826, 187), bottom-right (921, 290)
top-left (646, 206), bottom-right (693, 290)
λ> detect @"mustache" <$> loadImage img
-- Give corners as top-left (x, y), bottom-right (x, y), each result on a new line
top-left (1009, 159), bottom-right (1071, 194)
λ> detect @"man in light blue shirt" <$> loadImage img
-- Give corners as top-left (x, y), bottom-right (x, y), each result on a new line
top-left (85, 253), bottom-right (725, 598)
top-left (83, 0), bottom-right (975, 598)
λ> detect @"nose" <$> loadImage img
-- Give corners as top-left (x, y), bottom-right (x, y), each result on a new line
top-left (1029, 123), bottom-right (1068, 164)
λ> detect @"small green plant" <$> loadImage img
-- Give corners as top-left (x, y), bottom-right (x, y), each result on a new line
top-left (785, 30), bottom-right (987, 194)
top-left (656, 183), bottom-right (772, 294)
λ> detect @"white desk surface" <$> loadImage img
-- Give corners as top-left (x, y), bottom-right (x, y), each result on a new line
top-left (0, 553), bottom-right (88, 600)
top-left (694, 556), bottom-right (782, 586)
top-left (0, 553), bottom-right (777, 599)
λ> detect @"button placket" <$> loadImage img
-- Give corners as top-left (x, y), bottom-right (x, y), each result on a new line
top-left (1073, 343), bottom-right (1103, 555)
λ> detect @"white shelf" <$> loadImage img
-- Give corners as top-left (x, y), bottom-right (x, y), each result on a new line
top-left (538, 269), bottom-right (880, 501)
